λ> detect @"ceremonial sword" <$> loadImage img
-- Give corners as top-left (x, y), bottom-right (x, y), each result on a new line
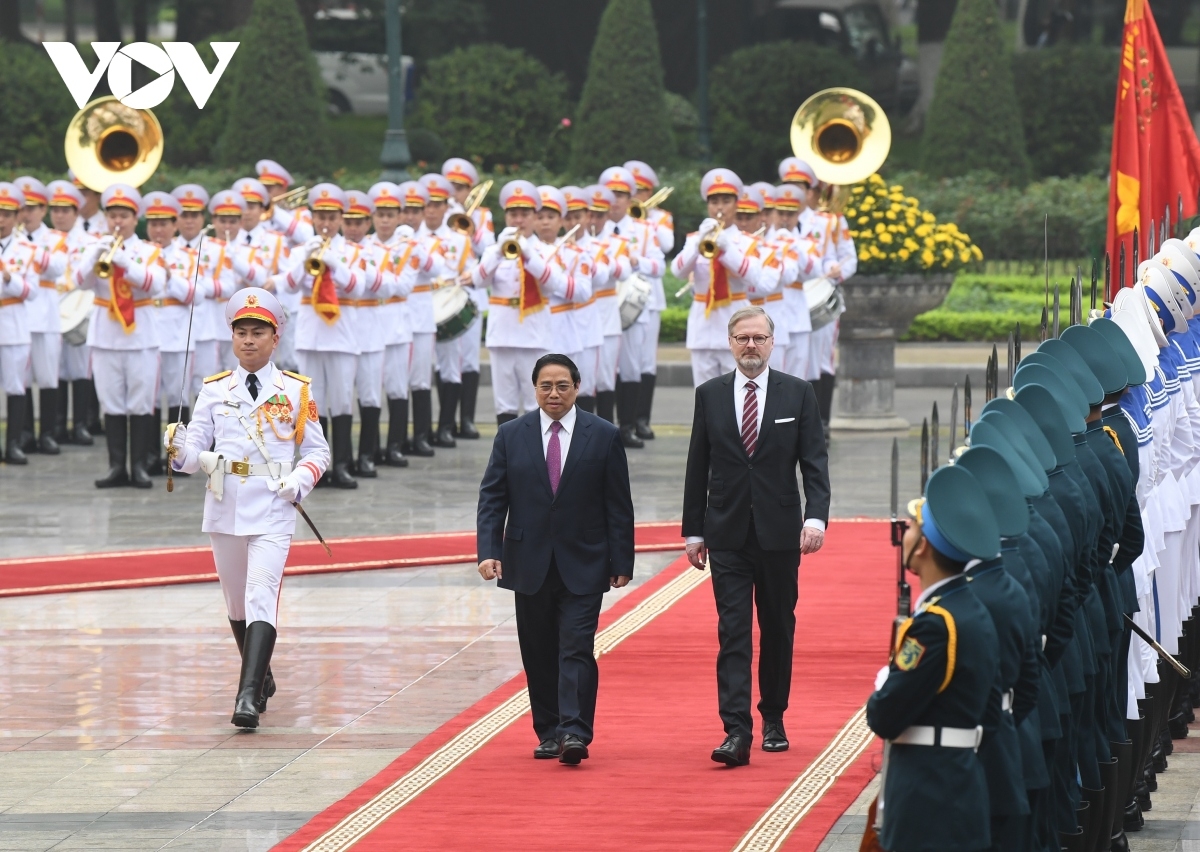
top-left (1125, 615), bottom-right (1191, 679)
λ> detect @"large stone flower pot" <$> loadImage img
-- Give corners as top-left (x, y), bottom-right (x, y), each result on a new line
top-left (830, 272), bottom-right (955, 431)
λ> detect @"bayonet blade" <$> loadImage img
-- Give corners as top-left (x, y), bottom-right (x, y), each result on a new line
top-left (949, 383), bottom-right (959, 466)
top-left (890, 437), bottom-right (899, 521)
top-left (964, 375), bottom-right (972, 439)
top-left (1099, 253), bottom-right (1107, 309)
top-left (1040, 306), bottom-right (1047, 342)
top-left (1120, 242), bottom-right (1126, 290)
top-left (1052, 284), bottom-right (1060, 338)
top-left (931, 402), bottom-right (940, 473)
top-left (920, 418), bottom-right (929, 492)
top-left (1069, 276), bottom-right (1077, 328)
top-left (1133, 226), bottom-right (1140, 271)
top-left (1007, 331), bottom-right (1014, 387)
top-left (1014, 323), bottom-right (1022, 368)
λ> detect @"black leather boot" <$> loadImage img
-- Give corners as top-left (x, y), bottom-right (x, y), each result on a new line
top-left (5, 394), bottom-right (27, 464)
top-left (409, 389), bottom-right (435, 456)
top-left (146, 408), bottom-right (163, 475)
top-left (496, 412), bottom-right (518, 426)
top-left (1110, 740), bottom-right (1132, 851)
top-left (38, 387), bottom-right (60, 454)
top-left (229, 619), bottom-right (275, 714)
top-left (636, 373), bottom-right (656, 439)
top-left (231, 621), bottom-right (277, 729)
top-left (616, 381), bottom-right (644, 449)
top-left (357, 406), bottom-right (380, 478)
top-left (385, 397), bottom-right (409, 467)
top-left (85, 379), bottom-right (103, 434)
top-left (596, 389), bottom-right (615, 423)
top-left (457, 371), bottom-right (480, 439)
top-left (1099, 757), bottom-right (1120, 852)
top-left (434, 381), bottom-right (459, 448)
top-left (19, 387), bottom-right (34, 453)
top-left (95, 415), bottom-right (129, 487)
top-left (70, 380), bottom-right (93, 445)
top-left (1080, 785), bottom-right (1104, 852)
top-left (576, 395), bottom-right (595, 414)
top-left (330, 414), bottom-right (358, 489)
top-left (129, 414), bottom-right (153, 488)
top-left (53, 381), bottom-right (69, 443)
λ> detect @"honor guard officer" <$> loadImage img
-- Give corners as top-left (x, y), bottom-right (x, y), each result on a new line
top-left (580, 185), bottom-right (621, 423)
top-left (401, 179), bottom-right (446, 457)
top-left (420, 172), bottom-right (476, 449)
top-left (470, 180), bottom-right (569, 424)
top-left (672, 169), bottom-right (764, 386)
top-left (625, 160), bottom-right (673, 439)
top-left (867, 464), bottom-right (1001, 852)
top-left (45, 180), bottom-right (97, 446)
top-left (0, 183), bottom-right (39, 463)
top-left (535, 185), bottom-right (593, 403)
top-left (166, 287), bottom-right (330, 730)
top-left (562, 186), bottom-right (603, 413)
top-left (367, 181), bottom-right (421, 467)
top-left (256, 159), bottom-right (314, 246)
top-left (75, 184), bottom-right (167, 488)
top-left (283, 183), bottom-right (362, 488)
top-left (341, 188), bottom-right (392, 477)
top-left (15, 176), bottom-right (69, 454)
top-left (599, 166), bottom-right (664, 450)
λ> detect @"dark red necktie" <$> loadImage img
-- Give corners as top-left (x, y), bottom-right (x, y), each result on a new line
top-left (741, 381), bottom-right (758, 456)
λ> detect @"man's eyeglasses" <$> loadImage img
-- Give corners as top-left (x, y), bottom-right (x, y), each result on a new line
top-left (730, 334), bottom-right (773, 347)
top-left (536, 382), bottom-right (576, 394)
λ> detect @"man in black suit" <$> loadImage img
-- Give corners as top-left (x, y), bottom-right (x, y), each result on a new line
top-left (682, 305), bottom-right (831, 767)
top-left (477, 353), bottom-right (636, 765)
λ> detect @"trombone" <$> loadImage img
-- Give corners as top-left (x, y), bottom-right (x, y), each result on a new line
top-left (95, 234), bottom-right (125, 279)
top-left (699, 213), bottom-right (724, 259)
top-left (448, 179), bottom-right (494, 235)
top-left (262, 185), bottom-right (308, 221)
top-left (630, 185), bottom-right (674, 220)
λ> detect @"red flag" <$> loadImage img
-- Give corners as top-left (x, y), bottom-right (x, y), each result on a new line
top-left (1107, 0), bottom-right (1200, 298)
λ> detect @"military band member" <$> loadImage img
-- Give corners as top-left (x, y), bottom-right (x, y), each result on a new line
top-left (671, 169), bottom-right (763, 386)
top-left (470, 180), bottom-right (568, 423)
top-left (773, 184), bottom-right (816, 380)
top-left (46, 180), bottom-right (97, 446)
top-left (0, 183), bottom-right (39, 464)
top-left (256, 159), bottom-right (314, 246)
top-left (69, 169), bottom-right (106, 235)
top-left (235, 177), bottom-right (297, 372)
top-left (166, 287), bottom-right (330, 729)
top-left (172, 185), bottom-right (215, 402)
top-left (74, 184), bottom-right (167, 488)
top-left (368, 181), bottom-right (421, 467)
top-left (561, 186), bottom-right (600, 413)
top-left (420, 172), bottom-right (476, 449)
top-left (536, 185), bottom-right (593, 397)
top-left (736, 185), bottom-right (785, 369)
top-left (401, 180), bottom-right (445, 457)
top-left (579, 185), bottom-right (620, 423)
top-left (16, 176), bottom-right (69, 455)
top-left (206, 190), bottom-right (266, 373)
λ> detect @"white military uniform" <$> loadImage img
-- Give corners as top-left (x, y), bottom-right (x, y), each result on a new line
top-left (430, 224), bottom-right (476, 383)
top-left (607, 214), bottom-right (665, 381)
top-left (574, 228), bottom-right (612, 398)
top-left (155, 239), bottom-right (204, 413)
top-left (411, 223), bottom-right (447, 393)
top-left (58, 217), bottom-right (98, 383)
top-left (345, 235), bottom-right (393, 409)
top-left (0, 229), bottom-right (38, 397)
top-left (545, 235), bottom-right (594, 367)
top-left (374, 226), bottom-right (421, 404)
top-left (21, 221), bottom-right (68, 392)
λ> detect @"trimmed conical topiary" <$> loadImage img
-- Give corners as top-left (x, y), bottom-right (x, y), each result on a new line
top-left (216, 0), bottom-right (332, 172)
top-left (919, 0), bottom-right (1030, 183)
top-left (569, 0), bottom-right (675, 176)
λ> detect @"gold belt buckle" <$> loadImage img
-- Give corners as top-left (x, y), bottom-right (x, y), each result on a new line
top-left (229, 461), bottom-right (250, 476)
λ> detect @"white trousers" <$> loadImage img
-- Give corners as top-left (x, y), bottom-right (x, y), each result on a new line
top-left (356, 350), bottom-right (384, 408)
top-left (408, 332), bottom-right (435, 392)
top-left (597, 335), bottom-right (621, 393)
top-left (619, 322), bottom-right (650, 380)
top-left (60, 342), bottom-right (90, 381)
top-left (27, 332), bottom-right (61, 388)
top-left (690, 348), bottom-right (735, 386)
top-left (788, 331), bottom-right (812, 381)
top-left (461, 314), bottom-right (482, 373)
top-left (490, 346), bottom-right (540, 415)
top-left (158, 351), bottom-right (193, 411)
top-left (92, 347), bottom-right (159, 415)
top-left (190, 340), bottom-right (220, 399)
top-left (0, 344), bottom-right (29, 397)
top-left (435, 315), bottom-right (483, 383)
top-left (578, 345), bottom-right (599, 397)
top-left (210, 532), bottom-right (291, 627)
top-left (809, 321), bottom-right (837, 377)
top-left (640, 309), bottom-right (660, 375)
top-left (383, 342), bottom-right (411, 400)
top-left (296, 350), bottom-right (356, 417)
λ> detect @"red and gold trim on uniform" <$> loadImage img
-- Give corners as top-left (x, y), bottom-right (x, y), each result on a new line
top-left (515, 256), bottom-right (546, 321)
top-left (503, 185), bottom-right (538, 210)
top-left (258, 169), bottom-right (290, 188)
top-left (312, 269), bottom-right (340, 324)
top-left (311, 188), bottom-right (345, 212)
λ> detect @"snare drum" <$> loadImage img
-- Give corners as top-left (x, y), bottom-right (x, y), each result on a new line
top-left (618, 274), bottom-right (652, 330)
top-left (434, 284), bottom-right (480, 342)
top-left (804, 277), bottom-right (844, 331)
top-left (59, 288), bottom-right (93, 346)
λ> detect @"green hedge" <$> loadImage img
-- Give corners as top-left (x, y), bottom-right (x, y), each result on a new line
top-left (0, 44), bottom-right (78, 171)
top-left (661, 306), bottom-right (688, 343)
top-left (902, 272), bottom-right (1046, 341)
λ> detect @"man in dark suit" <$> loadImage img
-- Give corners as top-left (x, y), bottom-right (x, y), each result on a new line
top-left (682, 306), bottom-right (831, 766)
top-left (477, 353), bottom-right (636, 765)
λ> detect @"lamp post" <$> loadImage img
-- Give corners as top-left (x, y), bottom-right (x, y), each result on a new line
top-left (379, 0), bottom-right (411, 180)
top-left (696, 0), bottom-right (711, 162)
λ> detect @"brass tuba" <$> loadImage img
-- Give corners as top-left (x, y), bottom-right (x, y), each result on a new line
top-left (789, 87), bottom-right (891, 212)
top-left (65, 96), bottom-right (163, 191)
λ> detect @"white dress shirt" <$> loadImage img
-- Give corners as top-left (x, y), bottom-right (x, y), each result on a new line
top-left (539, 404), bottom-right (576, 477)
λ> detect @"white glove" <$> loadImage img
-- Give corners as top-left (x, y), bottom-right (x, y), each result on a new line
top-left (497, 226), bottom-right (518, 242)
top-left (517, 236), bottom-right (530, 257)
top-left (636, 255), bottom-right (657, 276)
top-left (302, 235), bottom-right (325, 257)
top-left (271, 205), bottom-right (294, 229)
top-left (715, 226), bottom-right (735, 252)
top-left (277, 470), bottom-right (302, 503)
top-left (874, 665), bottom-right (890, 691)
top-left (164, 422), bottom-right (186, 450)
top-left (395, 224), bottom-right (414, 240)
top-left (698, 217), bottom-right (718, 238)
top-left (111, 246), bottom-right (132, 270)
top-left (232, 248), bottom-right (256, 280)
top-left (96, 235), bottom-right (116, 251)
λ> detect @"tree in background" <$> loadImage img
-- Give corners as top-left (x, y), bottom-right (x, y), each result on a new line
top-left (410, 44), bottom-right (570, 169)
top-left (569, 0), bottom-right (674, 177)
top-left (0, 44), bottom-right (78, 169)
top-left (215, 0), bottom-right (331, 172)
top-left (176, 0), bottom-right (252, 44)
top-left (710, 42), bottom-right (867, 182)
top-left (920, 0), bottom-right (1031, 183)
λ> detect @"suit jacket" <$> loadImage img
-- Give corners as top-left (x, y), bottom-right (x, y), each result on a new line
top-left (681, 370), bottom-right (830, 551)
top-left (477, 408), bottom-right (635, 596)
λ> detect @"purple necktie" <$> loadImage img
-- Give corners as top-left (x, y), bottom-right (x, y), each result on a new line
top-left (547, 420), bottom-right (563, 494)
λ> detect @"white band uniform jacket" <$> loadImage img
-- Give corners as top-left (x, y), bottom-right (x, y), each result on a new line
top-left (75, 233), bottom-right (167, 350)
top-left (471, 234), bottom-right (570, 351)
top-left (172, 364), bottom-right (331, 536)
top-left (0, 233), bottom-right (42, 345)
top-left (155, 241), bottom-right (208, 354)
top-left (545, 239), bottom-right (593, 355)
top-left (24, 223), bottom-right (69, 335)
top-left (283, 233), bottom-right (365, 355)
top-left (671, 227), bottom-right (764, 351)
top-left (371, 232), bottom-right (421, 347)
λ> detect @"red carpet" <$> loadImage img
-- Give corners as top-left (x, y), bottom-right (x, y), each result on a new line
top-left (0, 521), bottom-right (683, 598)
top-left (275, 520), bottom-right (894, 852)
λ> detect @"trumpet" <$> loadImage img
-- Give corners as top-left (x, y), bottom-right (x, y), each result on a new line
top-left (95, 234), bottom-right (125, 279)
top-left (305, 234), bottom-right (333, 277)
top-left (500, 236), bottom-right (522, 261)
top-left (699, 214), bottom-right (724, 259)
top-left (629, 185), bottom-right (674, 220)
top-left (448, 180), bottom-right (494, 235)
top-left (262, 185), bottom-right (308, 221)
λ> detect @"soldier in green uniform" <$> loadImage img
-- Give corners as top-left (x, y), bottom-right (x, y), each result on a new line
top-left (866, 465), bottom-right (1000, 852)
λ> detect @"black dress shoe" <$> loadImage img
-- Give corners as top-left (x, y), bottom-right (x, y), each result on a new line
top-left (533, 738), bottom-right (560, 759)
top-left (762, 720), bottom-right (789, 752)
top-left (711, 734), bottom-right (750, 767)
top-left (559, 734), bottom-right (589, 765)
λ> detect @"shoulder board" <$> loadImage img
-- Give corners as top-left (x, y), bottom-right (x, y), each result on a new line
top-left (204, 370), bottom-right (232, 384)
top-left (282, 370), bottom-right (312, 384)
top-left (1102, 425), bottom-right (1124, 455)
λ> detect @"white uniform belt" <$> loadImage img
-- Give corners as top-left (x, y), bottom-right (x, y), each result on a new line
top-left (892, 725), bottom-right (983, 749)
top-left (216, 459), bottom-right (293, 477)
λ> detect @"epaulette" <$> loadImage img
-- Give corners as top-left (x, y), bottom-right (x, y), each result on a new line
top-left (203, 370), bottom-right (232, 383)
top-left (282, 370), bottom-right (312, 383)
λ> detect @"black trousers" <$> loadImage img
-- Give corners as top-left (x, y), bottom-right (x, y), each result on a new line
top-left (514, 559), bottom-right (604, 744)
top-left (708, 520), bottom-right (801, 740)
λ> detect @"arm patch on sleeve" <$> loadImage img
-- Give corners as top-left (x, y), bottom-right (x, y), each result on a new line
top-left (895, 636), bottom-right (926, 671)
